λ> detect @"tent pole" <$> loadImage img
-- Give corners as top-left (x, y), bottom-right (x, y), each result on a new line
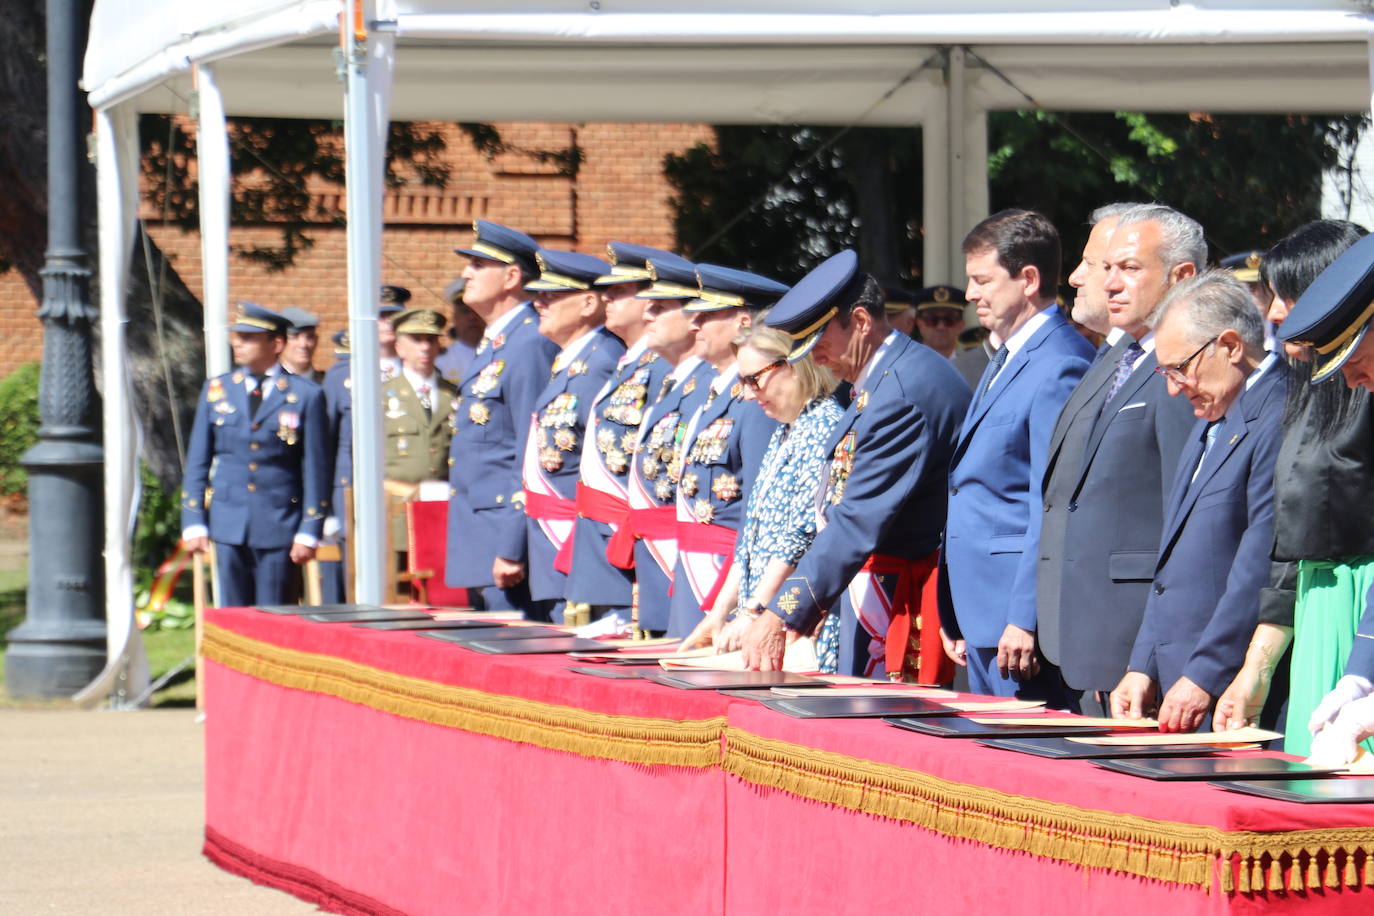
top-left (922, 51), bottom-right (951, 286)
top-left (195, 64), bottom-right (232, 378)
top-left (964, 108), bottom-right (989, 245)
top-left (945, 46), bottom-right (967, 286)
top-left (342, 10), bottom-right (394, 605)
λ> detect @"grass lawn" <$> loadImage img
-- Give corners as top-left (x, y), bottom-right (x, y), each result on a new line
top-left (0, 567), bottom-right (199, 708)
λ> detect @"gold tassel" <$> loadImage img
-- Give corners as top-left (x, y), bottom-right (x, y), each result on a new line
top-left (1251, 856), bottom-right (1265, 892)
top-left (1306, 848), bottom-right (1320, 890)
top-left (1343, 851), bottom-right (1357, 887)
top-left (203, 624), bottom-right (725, 769)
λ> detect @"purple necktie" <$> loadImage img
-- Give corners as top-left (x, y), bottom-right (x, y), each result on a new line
top-left (1104, 342), bottom-right (1144, 404)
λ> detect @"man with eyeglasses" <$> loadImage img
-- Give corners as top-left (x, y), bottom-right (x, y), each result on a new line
top-left (1110, 270), bottom-right (1284, 731)
top-left (1035, 204), bottom-right (1201, 714)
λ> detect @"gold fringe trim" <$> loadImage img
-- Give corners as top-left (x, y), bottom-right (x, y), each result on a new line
top-left (202, 623), bottom-right (724, 769)
top-left (722, 726), bottom-right (1374, 894)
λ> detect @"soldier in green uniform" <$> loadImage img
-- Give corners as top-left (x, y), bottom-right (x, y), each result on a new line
top-left (382, 308), bottom-right (460, 552)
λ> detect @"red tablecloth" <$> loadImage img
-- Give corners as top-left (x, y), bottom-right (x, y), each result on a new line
top-left (202, 607), bottom-right (1374, 916)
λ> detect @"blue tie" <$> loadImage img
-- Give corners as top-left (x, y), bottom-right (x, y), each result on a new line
top-left (1104, 342), bottom-right (1144, 404)
top-left (982, 345), bottom-right (1009, 396)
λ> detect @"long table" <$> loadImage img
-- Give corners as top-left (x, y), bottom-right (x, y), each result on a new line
top-left (202, 606), bottom-right (1374, 915)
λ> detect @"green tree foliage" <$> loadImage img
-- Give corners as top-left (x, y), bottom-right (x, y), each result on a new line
top-left (664, 126), bottom-right (923, 284)
top-left (986, 110), bottom-right (1367, 276)
top-left (0, 362), bottom-right (39, 498)
top-left (666, 112), bottom-right (1367, 290)
top-left (140, 116), bottom-right (452, 270)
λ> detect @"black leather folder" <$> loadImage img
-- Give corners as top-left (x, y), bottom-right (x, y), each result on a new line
top-left (1209, 778), bottom-right (1374, 803)
top-left (303, 608), bottom-right (435, 623)
top-left (256, 603), bottom-right (383, 615)
top-left (354, 619), bottom-right (512, 631)
top-left (565, 666), bottom-right (646, 680)
top-left (978, 737), bottom-right (1226, 759)
top-left (460, 636), bottom-right (610, 654)
top-left (1093, 757), bottom-right (1344, 781)
top-left (759, 695), bottom-right (955, 718)
top-left (418, 626), bottom-right (568, 643)
top-left (639, 670), bottom-right (828, 690)
top-left (886, 716), bottom-right (1115, 739)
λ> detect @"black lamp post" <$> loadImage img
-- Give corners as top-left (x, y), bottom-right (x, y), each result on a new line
top-left (4, 0), bottom-right (106, 698)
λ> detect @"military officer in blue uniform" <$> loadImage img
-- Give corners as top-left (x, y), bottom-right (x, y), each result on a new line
top-left (280, 307), bottom-right (325, 383)
top-left (563, 243), bottom-right (678, 621)
top-left (445, 220), bottom-right (559, 614)
top-left (742, 251), bottom-right (971, 678)
top-left (518, 250), bottom-right (626, 623)
top-left (624, 256), bottom-right (718, 634)
top-left (180, 303), bottom-right (331, 607)
top-left (665, 265), bottom-right (788, 639)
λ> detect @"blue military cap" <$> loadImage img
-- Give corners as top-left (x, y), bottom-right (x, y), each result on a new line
top-left (913, 284), bottom-right (967, 313)
top-left (280, 306), bottom-right (319, 333)
top-left (595, 242), bottom-right (690, 287)
top-left (454, 219), bottom-right (540, 277)
top-left (229, 302), bottom-right (290, 336)
top-left (1220, 250), bottom-right (1265, 285)
top-left (1279, 232), bottom-right (1374, 383)
top-left (764, 249), bottom-right (860, 361)
top-left (638, 256), bottom-right (702, 300)
top-left (525, 249), bottom-right (612, 292)
top-left (379, 285), bottom-right (410, 315)
top-left (685, 264), bottom-right (790, 313)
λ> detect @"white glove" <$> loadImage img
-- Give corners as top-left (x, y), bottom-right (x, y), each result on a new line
top-left (322, 516), bottom-right (343, 541)
top-left (1307, 693), bottom-right (1374, 767)
top-left (1308, 675), bottom-right (1374, 735)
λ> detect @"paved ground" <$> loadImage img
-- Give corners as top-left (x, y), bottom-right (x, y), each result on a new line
top-left (1, 709), bottom-right (318, 914)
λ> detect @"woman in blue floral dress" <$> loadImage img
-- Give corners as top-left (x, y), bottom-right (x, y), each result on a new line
top-left (681, 325), bottom-right (845, 669)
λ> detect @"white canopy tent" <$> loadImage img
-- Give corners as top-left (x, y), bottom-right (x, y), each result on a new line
top-left (78, 0), bottom-right (1374, 703)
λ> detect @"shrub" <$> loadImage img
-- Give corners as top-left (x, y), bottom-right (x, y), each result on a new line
top-left (0, 362), bottom-right (40, 498)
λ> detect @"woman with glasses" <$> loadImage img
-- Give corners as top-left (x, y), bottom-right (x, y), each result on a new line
top-left (680, 325), bottom-right (845, 668)
top-left (1211, 220), bottom-right (1374, 758)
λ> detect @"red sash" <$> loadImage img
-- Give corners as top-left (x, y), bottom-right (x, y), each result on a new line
top-left (677, 519), bottom-right (738, 611)
top-left (575, 482), bottom-right (633, 562)
top-left (607, 506), bottom-right (678, 571)
top-left (523, 490), bottom-right (578, 574)
top-left (862, 550), bottom-right (950, 686)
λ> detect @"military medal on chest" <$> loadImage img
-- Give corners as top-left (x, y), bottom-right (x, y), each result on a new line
top-left (468, 401), bottom-right (491, 426)
top-left (277, 410), bottom-right (301, 446)
top-left (606, 368), bottom-right (649, 426)
top-left (689, 417), bottom-right (734, 464)
top-left (470, 360), bottom-right (505, 396)
top-left (711, 472), bottom-right (742, 502)
top-left (828, 430), bottom-right (857, 504)
top-left (385, 394), bottom-right (405, 419)
top-left (207, 378), bottom-right (225, 403)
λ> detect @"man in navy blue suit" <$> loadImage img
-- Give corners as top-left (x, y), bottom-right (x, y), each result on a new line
top-left (518, 249), bottom-right (625, 623)
top-left (1035, 205), bottom-right (1202, 714)
top-left (742, 251), bottom-right (970, 679)
top-left (1111, 271), bottom-right (1286, 731)
top-left (939, 210), bottom-right (1094, 698)
top-left (181, 303), bottom-right (331, 607)
top-left (445, 220), bottom-right (559, 614)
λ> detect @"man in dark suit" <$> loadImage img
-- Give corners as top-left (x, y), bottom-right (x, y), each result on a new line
top-left (1036, 204), bottom-right (1203, 713)
top-left (1111, 270), bottom-right (1286, 731)
top-left (742, 250), bottom-right (971, 679)
top-left (939, 210), bottom-right (1094, 698)
top-left (180, 304), bottom-right (331, 607)
top-left (445, 220), bottom-right (560, 614)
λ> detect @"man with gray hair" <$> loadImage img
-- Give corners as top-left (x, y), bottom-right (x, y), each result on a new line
top-left (1111, 270), bottom-right (1285, 731)
top-left (1065, 202), bottom-right (1144, 349)
top-left (1035, 204), bottom-right (1202, 714)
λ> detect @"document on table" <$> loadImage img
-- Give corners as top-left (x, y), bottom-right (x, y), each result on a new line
top-left (658, 639), bottom-right (819, 672)
top-left (968, 716), bottom-right (1159, 728)
top-left (1069, 727), bottom-right (1281, 746)
top-left (769, 686), bottom-right (959, 699)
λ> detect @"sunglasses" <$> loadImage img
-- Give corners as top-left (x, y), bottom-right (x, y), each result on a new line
top-left (1154, 336), bottom-right (1218, 386)
top-left (740, 359), bottom-right (787, 391)
top-left (917, 312), bottom-right (963, 327)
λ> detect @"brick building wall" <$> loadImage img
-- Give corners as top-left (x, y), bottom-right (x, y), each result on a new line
top-left (0, 120), bottom-right (713, 380)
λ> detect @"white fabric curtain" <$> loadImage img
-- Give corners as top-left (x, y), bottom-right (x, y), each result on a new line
top-left (75, 102), bottom-right (150, 707)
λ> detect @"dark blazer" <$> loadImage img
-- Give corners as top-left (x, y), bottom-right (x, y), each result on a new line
top-left (767, 332), bottom-right (971, 635)
top-left (1035, 337), bottom-right (1197, 691)
top-left (180, 367), bottom-right (330, 548)
top-left (1127, 360), bottom-right (1287, 696)
top-left (941, 309), bottom-right (1094, 648)
top-left (444, 303), bottom-right (560, 588)
top-left (523, 327), bottom-right (625, 602)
